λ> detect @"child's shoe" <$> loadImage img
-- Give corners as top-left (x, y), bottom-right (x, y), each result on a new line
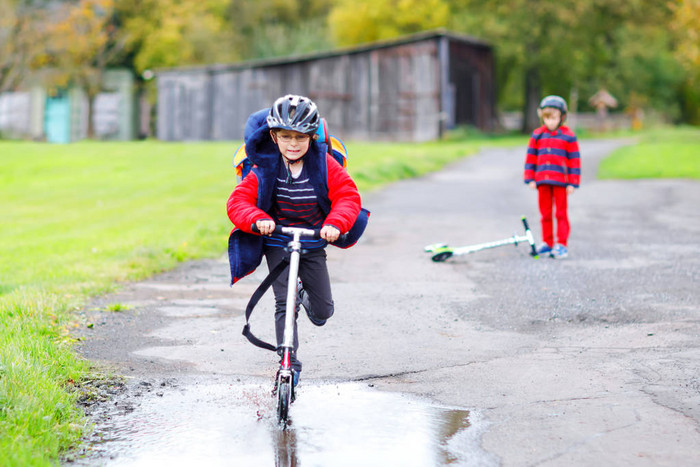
top-left (537, 243), bottom-right (553, 257)
top-left (297, 280), bottom-right (326, 326)
top-left (552, 244), bottom-right (568, 259)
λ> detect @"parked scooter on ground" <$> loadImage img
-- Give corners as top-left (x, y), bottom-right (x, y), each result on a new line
top-left (424, 216), bottom-right (538, 262)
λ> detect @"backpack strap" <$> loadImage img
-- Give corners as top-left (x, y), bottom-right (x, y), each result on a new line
top-left (241, 255), bottom-right (289, 351)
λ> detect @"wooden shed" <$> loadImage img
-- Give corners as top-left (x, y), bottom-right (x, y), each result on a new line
top-left (156, 29), bottom-right (495, 142)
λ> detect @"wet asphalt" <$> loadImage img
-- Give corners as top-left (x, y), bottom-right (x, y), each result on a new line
top-left (73, 139), bottom-right (700, 466)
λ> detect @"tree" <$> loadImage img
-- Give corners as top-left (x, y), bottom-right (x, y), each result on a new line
top-left (227, 0), bottom-right (336, 59)
top-left (670, 0), bottom-right (700, 78)
top-left (328, 0), bottom-right (450, 46)
top-left (115, 0), bottom-right (236, 74)
top-left (42, 0), bottom-right (123, 137)
top-left (449, 0), bottom-right (681, 131)
top-left (670, 0), bottom-right (700, 123)
top-left (0, 0), bottom-right (49, 93)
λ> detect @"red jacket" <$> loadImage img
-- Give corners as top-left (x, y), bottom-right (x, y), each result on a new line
top-left (524, 125), bottom-right (581, 188)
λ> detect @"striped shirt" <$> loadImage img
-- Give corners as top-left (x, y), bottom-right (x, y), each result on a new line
top-left (524, 125), bottom-right (581, 187)
top-left (264, 163), bottom-right (326, 249)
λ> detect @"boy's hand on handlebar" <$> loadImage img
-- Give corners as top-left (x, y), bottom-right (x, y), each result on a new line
top-left (256, 219), bottom-right (276, 235)
top-left (320, 225), bottom-right (340, 243)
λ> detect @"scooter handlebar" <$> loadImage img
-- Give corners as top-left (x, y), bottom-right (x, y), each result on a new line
top-left (251, 223), bottom-right (347, 243)
top-left (251, 223), bottom-right (319, 238)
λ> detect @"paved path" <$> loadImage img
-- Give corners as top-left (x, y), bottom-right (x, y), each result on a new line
top-left (77, 140), bottom-right (700, 466)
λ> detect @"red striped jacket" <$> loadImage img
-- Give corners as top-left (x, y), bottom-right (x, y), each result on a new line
top-left (524, 125), bottom-right (581, 188)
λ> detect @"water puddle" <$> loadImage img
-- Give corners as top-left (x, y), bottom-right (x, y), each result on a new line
top-left (76, 381), bottom-right (491, 466)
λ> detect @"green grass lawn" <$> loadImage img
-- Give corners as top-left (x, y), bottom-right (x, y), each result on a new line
top-left (0, 141), bottom-right (237, 466)
top-left (598, 126), bottom-right (700, 179)
top-left (0, 132), bottom-right (527, 465)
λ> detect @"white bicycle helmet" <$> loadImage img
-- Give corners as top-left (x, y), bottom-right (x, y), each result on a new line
top-left (266, 95), bottom-right (320, 134)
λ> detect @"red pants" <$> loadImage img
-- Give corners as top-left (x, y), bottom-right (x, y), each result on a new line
top-left (538, 185), bottom-right (569, 247)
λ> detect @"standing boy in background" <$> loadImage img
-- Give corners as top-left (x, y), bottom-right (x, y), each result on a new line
top-left (524, 95), bottom-right (581, 259)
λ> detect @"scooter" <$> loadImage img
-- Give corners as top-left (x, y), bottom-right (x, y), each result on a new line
top-left (245, 224), bottom-right (342, 426)
top-left (424, 216), bottom-right (538, 262)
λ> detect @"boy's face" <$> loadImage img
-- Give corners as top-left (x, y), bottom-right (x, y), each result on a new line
top-left (542, 109), bottom-right (562, 131)
top-left (271, 129), bottom-right (311, 162)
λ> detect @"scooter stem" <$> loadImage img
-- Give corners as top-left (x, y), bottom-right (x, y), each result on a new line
top-left (282, 231), bottom-right (302, 350)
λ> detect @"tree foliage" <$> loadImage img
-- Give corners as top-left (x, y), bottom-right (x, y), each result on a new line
top-left (226, 0), bottom-right (336, 59)
top-left (115, 0), bottom-right (235, 74)
top-left (670, 0), bottom-right (700, 79)
top-left (1, 0), bottom-right (697, 127)
top-left (669, 0), bottom-right (700, 123)
top-left (40, 0), bottom-right (121, 136)
top-left (44, 0), bottom-right (120, 86)
top-left (0, 0), bottom-right (49, 92)
top-left (329, 0), bottom-right (450, 46)
top-left (447, 0), bottom-right (683, 130)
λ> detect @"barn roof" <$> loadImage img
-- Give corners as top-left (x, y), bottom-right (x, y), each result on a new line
top-left (155, 29), bottom-right (491, 75)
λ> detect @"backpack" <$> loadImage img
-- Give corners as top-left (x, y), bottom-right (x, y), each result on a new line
top-left (233, 117), bottom-right (348, 182)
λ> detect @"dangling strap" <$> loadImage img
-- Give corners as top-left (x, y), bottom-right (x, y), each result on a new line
top-left (241, 257), bottom-right (289, 351)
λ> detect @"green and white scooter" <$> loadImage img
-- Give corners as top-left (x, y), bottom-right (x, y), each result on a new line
top-left (425, 216), bottom-right (538, 262)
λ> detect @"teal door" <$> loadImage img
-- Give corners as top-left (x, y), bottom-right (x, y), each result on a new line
top-left (45, 94), bottom-right (71, 143)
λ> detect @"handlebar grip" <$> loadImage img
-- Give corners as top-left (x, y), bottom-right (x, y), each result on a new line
top-left (521, 216), bottom-right (531, 231)
top-left (251, 223), bottom-right (280, 234)
top-left (250, 223), bottom-right (288, 236)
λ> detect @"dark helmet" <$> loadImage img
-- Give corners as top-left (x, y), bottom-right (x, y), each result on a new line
top-left (539, 95), bottom-right (568, 114)
top-left (266, 94), bottom-right (320, 134)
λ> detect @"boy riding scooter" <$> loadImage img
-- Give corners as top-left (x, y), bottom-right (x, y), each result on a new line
top-left (227, 95), bottom-right (369, 390)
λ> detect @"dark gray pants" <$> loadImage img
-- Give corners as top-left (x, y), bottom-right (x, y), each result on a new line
top-left (264, 246), bottom-right (334, 372)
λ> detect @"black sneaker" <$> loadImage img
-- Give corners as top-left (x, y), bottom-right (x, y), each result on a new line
top-left (297, 280), bottom-right (326, 326)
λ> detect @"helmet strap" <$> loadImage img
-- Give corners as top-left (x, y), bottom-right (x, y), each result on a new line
top-left (283, 156), bottom-right (304, 184)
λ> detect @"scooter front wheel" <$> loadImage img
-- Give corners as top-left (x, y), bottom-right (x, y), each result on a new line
top-left (277, 380), bottom-right (291, 424)
top-left (431, 251), bottom-right (454, 262)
